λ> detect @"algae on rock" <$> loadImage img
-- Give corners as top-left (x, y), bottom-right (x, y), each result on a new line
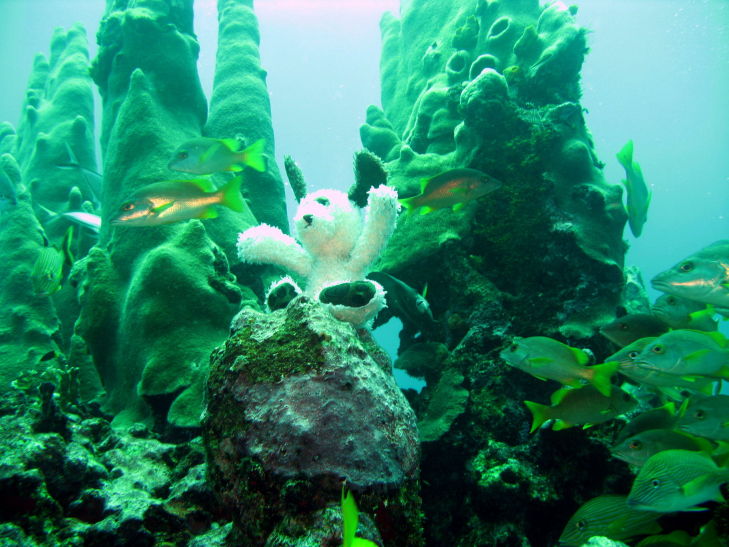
top-left (203, 296), bottom-right (423, 546)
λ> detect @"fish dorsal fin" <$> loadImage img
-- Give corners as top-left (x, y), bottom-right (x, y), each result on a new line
top-left (188, 178), bottom-right (216, 193)
top-left (422, 283), bottom-right (428, 299)
top-left (220, 138), bottom-right (241, 151)
top-left (419, 177), bottom-right (430, 193)
top-left (676, 399), bottom-right (689, 418)
top-left (570, 347), bottom-right (589, 365)
top-left (549, 386), bottom-right (571, 406)
top-left (705, 330), bottom-right (728, 347)
top-left (64, 142), bottom-right (79, 166)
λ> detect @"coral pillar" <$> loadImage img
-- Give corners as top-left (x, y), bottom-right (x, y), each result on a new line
top-left (78, 0), bottom-right (245, 428)
top-left (206, 0), bottom-right (288, 237)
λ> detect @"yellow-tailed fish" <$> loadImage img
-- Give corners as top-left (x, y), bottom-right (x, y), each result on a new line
top-left (632, 329), bottom-right (729, 380)
top-left (600, 313), bottom-right (669, 347)
top-left (501, 336), bottom-right (617, 396)
top-left (651, 240), bottom-right (729, 309)
top-left (111, 176), bottom-right (246, 227)
top-left (398, 168), bottom-right (501, 215)
top-left (616, 140), bottom-right (651, 237)
top-left (652, 294), bottom-right (718, 332)
top-left (626, 449), bottom-right (729, 512)
top-left (340, 485), bottom-right (378, 547)
top-left (611, 428), bottom-right (713, 467)
top-left (168, 137), bottom-right (266, 174)
top-left (524, 385), bottom-right (636, 433)
top-left (677, 394), bottom-right (729, 441)
top-left (558, 494), bottom-right (661, 546)
top-left (31, 227), bottom-right (74, 295)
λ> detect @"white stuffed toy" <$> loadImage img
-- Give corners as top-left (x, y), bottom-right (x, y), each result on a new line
top-left (237, 185), bottom-right (400, 327)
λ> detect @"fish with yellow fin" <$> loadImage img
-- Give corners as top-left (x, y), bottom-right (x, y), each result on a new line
top-left (500, 336), bottom-right (618, 396)
top-left (340, 485), bottom-right (378, 547)
top-left (523, 385), bottom-right (636, 433)
top-left (111, 176), bottom-right (248, 227)
top-left (168, 137), bottom-right (266, 175)
top-left (398, 168), bottom-right (501, 214)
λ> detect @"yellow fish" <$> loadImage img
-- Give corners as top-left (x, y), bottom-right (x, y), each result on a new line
top-left (168, 137), bottom-right (266, 175)
top-left (398, 168), bottom-right (501, 214)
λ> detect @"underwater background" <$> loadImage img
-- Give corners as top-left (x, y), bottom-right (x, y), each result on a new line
top-left (0, 0), bottom-right (728, 546)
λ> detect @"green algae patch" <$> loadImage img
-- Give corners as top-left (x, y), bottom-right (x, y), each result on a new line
top-left (222, 309), bottom-right (327, 385)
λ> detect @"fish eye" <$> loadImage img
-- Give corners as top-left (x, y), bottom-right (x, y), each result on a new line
top-left (651, 345), bottom-right (664, 354)
top-left (177, 151), bottom-right (189, 160)
top-left (628, 440), bottom-right (642, 450)
top-left (679, 261), bottom-right (694, 272)
top-left (509, 343), bottom-right (518, 352)
top-left (628, 351), bottom-right (639, 359)
top-left (121, 202), bottom-right (135, 211)
top-left (315, 197), bottom-right (330, 206)
top-left (650, 478), bottom-right (661, 488)
top-left (666, 296), bottom-right (676, 304)
top-left (576, 519), bottom-right (587, 531)
top-left (694, 410), bottom-right (705, 420)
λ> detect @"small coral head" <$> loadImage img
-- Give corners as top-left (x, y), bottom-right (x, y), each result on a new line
top-left (294, 189), bottom-right (361, 257)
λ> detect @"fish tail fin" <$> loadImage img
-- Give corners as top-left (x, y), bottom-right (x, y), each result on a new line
top-left (238, 139), bottom-right (266, 172)
top-left (588, 362), bottom-right (619, 397)
top-left (523, 400), bottom-right (550, 434)
top-left (616, 140), bottom-right (634, 170)
top-left (219, 176), bottom-right (246, 213)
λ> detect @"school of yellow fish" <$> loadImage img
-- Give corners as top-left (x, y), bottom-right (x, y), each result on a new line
top-left (501, 240), bottom-right (729, 545)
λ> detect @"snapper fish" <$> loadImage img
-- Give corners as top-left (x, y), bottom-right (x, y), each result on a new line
top-left (558, 495), bottom-right (661, 546)
top-left (168, 137), bottom-right (266, 175)
top-left (652, 240), bottom-right (729, 309)
top-left (611, 428), bottom-right (712, 467)
top-left (501, 336), bottom-right (617, 396)
top-left (524, 385), bottom-right (636, 433)
top-left (632, 329), bottom-right (729, 380)
top-left (398, 168), bottom-right (502, 214)
top-left (111, 176), bottom-right (247, 227)
top-left (614, 402), bottom-right (679, 444)
top-left (599, 313), bottom-right (669, 347)
top-left (616, 140), bottom-right (651, 237)
top-left (677, 395), bottom-right (729, 441)
top-left (627, 449), bottom-right (729, 512)
top-left (610, 337), bottom-right (717, 399)
top-left (651, 294), bottom-right (718, 332)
